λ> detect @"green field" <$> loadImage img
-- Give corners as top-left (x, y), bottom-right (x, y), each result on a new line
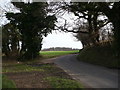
top-left (40, 50), bottom-right (79, 58)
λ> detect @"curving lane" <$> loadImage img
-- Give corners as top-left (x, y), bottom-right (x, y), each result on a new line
top-left (53, 54), bottom-right (119, 88)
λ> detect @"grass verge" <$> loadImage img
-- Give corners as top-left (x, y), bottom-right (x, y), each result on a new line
top-left (3, 50), bottom-right (84, 88)
top-left (40, 50), bottom-right (79, 58)
top-left (2, 64), bottom-right (44, 73)
top-left (2, 75), bottom-right (17, 88)
top-left (44, 77), bottom-right (83, 88)
top-left (77, 45), bottom-right (119, 69)
top-left (3, 63), bottom-right (84, 88)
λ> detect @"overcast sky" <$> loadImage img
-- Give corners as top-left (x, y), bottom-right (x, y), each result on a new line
top-left (0, 0), bottom-right (83, 49)
top-left (42, 31), bottom-right (83, 49)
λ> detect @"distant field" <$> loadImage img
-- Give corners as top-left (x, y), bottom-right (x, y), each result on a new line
top-left (40, 50), bottom-right (79, 58)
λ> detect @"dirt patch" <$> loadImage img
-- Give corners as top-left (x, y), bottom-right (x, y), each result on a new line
top-left (5, 71), bottom-right (51, 88)
top-left (3, 63), bottom-right (72, 88)
top-left (40, 58), bottom-right (56, 64)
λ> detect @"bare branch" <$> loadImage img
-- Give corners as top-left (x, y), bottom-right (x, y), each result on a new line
top-left (55, 19), bottom-right (89, 34)
top-left (98, 20), bottom-right (110, 29)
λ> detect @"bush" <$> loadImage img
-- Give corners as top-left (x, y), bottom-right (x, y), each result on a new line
top-left (78, 44), bottom-right (119, 68)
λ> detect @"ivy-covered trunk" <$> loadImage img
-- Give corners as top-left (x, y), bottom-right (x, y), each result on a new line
top-left (112, 16), bottom-right (120, 58)
top-left (99, 2), bottom-right (120, 58)
top-left (21, 34), bottom-right (43, 60)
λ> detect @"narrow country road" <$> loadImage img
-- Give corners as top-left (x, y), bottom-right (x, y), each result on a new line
top-left (53, 54), bottom-right (119, 88)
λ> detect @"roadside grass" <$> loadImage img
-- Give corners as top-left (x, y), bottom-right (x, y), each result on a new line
top-left (3, 50), bottom-right (84, 88)
top-left (2, 75), bottom-right (17, 88)
top-left (40, 50), bottom-right (79, 58)
top-left (2, 64), bottom-right (44, 73)
top-left (3, 63), bottom-right (84, 88)
top-left (44, 77), bottom-right (83, 88)
top-left (77, 45), bottom-right (119, 69)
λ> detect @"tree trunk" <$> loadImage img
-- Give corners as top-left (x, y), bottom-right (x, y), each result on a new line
top-left (112, 16), bottom-right (120, 57)
top-left (100, 2), bottom-right (120, 58)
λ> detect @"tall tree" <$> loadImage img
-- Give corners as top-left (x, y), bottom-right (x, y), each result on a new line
top-left (67, 2), bottom-right (120, 56)
top-left (52, 2), bottom-right (111, 47)
top-left (2, 23), bottom-right (21, 58)
top-left (97, 2), bottom-right (120, 57)
top-left (6, 2), bottom-right (57, 60)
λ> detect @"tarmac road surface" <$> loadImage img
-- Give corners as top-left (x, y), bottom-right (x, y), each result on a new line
top-left (54, 54), bottom-right (119, 88)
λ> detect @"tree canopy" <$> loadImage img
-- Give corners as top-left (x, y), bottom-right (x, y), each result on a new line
top-left (2, 1), bottom-right (120, 60)
top-left (3, 2), bottom-right (57, 60)
top-left (49, 2), bottom-right (120, 57)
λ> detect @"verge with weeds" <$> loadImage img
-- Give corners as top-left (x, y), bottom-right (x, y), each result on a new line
top-left (44, 76), bottom-right (83, 88)
top-left (3, 63), bottom-right (84, 88)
